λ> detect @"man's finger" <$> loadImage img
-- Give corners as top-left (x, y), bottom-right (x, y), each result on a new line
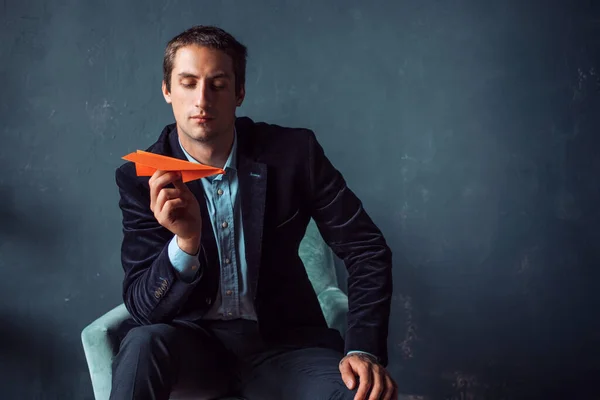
top-left (149, 169), bottom-right (172, 191)
top-left (161, 198), bottom-right (186, 222)
top-left (391, 384), bottom-right (398, 400)
top-left (353, 364), bottom-right (372, 400)
top-left (149, 171), bottom-right (181, 209)
top-left (339, 358), bottom-right (356, 390)
top-left (154, 188), bottom-right (182, 215)
top-left (382, 374), bottom-right (396, 400)
top-left (148, 169), bottom-right (167, 185)
top-left (367, 368), bottom-right (384, 400)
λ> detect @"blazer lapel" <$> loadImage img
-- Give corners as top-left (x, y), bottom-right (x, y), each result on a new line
top-left (235, 117), bottom-right (267, 300)
top-left (238, 155), bottom-right (267, 300)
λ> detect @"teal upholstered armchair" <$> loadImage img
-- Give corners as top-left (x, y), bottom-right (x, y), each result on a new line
top-left (81, 218), bottom-right (349, 400)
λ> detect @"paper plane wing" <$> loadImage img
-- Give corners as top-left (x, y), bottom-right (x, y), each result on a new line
top-left (122, 150), bottom-right (225, 182)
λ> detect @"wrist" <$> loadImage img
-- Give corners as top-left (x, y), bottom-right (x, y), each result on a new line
top-left (177, 235), bottom-right (201, 255)
top-left (346, 351), bottom-right (379, 363)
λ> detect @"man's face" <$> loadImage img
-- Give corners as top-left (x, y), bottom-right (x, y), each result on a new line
top-left (162, 45), bottom-right (244, 144)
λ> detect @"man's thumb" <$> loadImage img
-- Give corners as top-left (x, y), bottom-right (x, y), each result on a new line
top-left (172, 177), bottom-right (187, 190)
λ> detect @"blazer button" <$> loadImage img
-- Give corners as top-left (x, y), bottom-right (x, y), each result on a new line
top-left (206, 297), bottom-right (212, 305)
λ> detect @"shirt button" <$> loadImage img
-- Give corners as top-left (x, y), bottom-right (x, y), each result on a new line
top-left (217, 188), bottom-right (224, 196)
top-left (222, 221), bottom-right (228, 228)
top-left (227, 312), bottom-right (233, 316)
top-left (224, 258), bottom-right (231, 264)
top-left (226, 290), bottom-right (232, 295)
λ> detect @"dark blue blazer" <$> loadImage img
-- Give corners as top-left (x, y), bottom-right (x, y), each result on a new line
top-left (115, 116), bottom-right (393, 365)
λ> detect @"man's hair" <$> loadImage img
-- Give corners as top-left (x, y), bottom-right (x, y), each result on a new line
top-left (163, 25), bottom-right (247, 95)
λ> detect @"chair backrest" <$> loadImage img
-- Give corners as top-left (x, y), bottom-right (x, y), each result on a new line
top-left (298, 218), bottom-right (338, 295)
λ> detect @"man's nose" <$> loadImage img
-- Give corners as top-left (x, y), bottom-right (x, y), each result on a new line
top-left (195, 83), bottom-right (211, 108)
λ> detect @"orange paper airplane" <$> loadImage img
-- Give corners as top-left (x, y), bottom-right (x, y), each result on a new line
top-left (122, 150), bottom-right (225, 182)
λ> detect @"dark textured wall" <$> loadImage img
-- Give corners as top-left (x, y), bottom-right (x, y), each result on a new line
top-left (1, 1), bottom-right (598, 399)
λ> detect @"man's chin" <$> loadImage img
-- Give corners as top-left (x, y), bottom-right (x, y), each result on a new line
top-left (187, 127), bottom-right (219, 143)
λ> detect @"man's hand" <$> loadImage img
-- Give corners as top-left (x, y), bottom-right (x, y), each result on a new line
top-left (149, 170), bottom-right (202, 254)
top-left (339, 353), bottom-right (398, 400)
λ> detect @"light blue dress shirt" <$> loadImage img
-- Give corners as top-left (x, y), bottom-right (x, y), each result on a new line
top-left (168, 130), bottom-right (256, 320)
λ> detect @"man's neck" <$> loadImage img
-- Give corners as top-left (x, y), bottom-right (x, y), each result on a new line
top-left (178, 129), bottom-right (234, 169)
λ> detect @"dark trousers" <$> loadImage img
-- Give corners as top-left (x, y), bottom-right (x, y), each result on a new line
top-left (109, 318), bottom-right (357, 400)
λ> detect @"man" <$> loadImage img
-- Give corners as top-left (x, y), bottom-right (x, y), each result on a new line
top-left (111, 25), bottom-right (396, 400)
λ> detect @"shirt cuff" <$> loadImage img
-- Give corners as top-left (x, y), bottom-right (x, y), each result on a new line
top-left (346, 350), bottom-right (379, 363)
top-left (168, 235), bottom-right (201, 282)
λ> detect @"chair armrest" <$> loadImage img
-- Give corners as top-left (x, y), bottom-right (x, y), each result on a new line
top-left (81, 303), bottom-right (132, 400)
top-left (317, 287), bottom-right (349, 338)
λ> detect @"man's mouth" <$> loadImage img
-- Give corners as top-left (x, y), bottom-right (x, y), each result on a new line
top-left (190, 115), bottom-right (214, 123)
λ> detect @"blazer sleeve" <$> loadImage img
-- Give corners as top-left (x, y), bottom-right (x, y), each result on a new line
top-left (306, 130), bottom-right (393, 366)
top-left (115, 164), bottom-right (207, 325)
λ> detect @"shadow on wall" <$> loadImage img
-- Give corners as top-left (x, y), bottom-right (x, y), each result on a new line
top-left (0, 165), bottom-right (94, 398)
top-left (0, 182), bottom-right (72, 264)
top-left (355, 168), bottom-right (599, 398)
top-left (0, 186), bottom-right (17, 244)
top-left (0, 311), bottom-right (94, 400)
top-left (405, 185), bottom-right (599, 399)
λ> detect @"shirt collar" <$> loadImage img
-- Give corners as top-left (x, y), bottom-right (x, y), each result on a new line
top-left (177, 128), bottom-right (238, 179)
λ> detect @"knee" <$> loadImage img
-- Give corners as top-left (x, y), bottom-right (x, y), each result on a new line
top-left (119, 324), bottom-right (173, 354)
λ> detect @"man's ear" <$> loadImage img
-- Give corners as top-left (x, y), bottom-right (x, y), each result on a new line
top-left (162, 80), bottom-right (172, 104)
top-left (236, 84), bottom-right (246, 107)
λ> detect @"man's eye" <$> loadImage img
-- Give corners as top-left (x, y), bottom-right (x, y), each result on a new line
top-left (182, 82), bottom-right (195, 88)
